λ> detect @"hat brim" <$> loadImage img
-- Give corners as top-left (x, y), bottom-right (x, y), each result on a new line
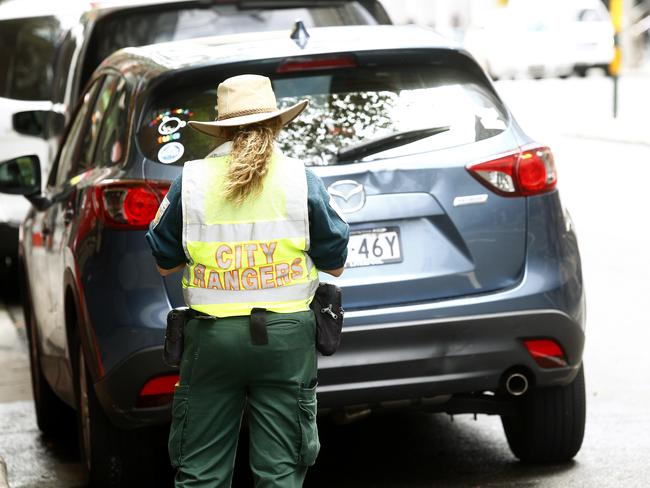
top-left (188, 99), bottom-right (309, 138)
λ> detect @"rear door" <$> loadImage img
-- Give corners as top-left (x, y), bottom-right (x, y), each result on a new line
top-left (43, 75), bottom-right (117, 357)
top-left (24, 77), bottom-right (101, 375)
top-left (138, 51), bottom-right (526, 311)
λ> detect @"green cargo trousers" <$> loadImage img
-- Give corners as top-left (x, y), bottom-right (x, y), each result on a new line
top-left (168, 310), bottom-right (320, 487)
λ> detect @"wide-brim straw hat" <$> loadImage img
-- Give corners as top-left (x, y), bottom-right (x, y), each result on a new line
top-left (188, 74), bottom-right (308, 138)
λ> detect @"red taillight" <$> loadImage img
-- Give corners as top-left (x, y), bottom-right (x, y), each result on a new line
top-left (276, 55), bottom-right (356, 73)
top-left (94, 181), bottom-right (170, 229)
top-left (137, 374), bottom-right (180, 408)
top-left (524, 339), bottom-right (568, 369)
top-left (467, 145), bottom-right (557, 197)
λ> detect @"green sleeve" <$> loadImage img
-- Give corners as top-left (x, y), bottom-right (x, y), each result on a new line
top-left (145, 175), bottom-right (186, 269)
top-left (306, 169), bottom-right (350, 269)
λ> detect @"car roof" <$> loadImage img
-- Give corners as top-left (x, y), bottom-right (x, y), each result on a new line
top-left (0, 0), bottom-right (387, 22)
top-left (103, 25), bottom-right (461, 85)
top-left (0, 0), bottom-right (208, 21)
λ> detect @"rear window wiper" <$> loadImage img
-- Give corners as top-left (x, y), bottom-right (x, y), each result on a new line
top-left (335, 126), bottom-right (450, 163)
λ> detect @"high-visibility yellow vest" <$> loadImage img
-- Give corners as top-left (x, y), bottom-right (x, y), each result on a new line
top-left (181, 148), bottom-right (319, 317)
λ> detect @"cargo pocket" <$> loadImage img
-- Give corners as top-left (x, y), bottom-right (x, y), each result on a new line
top-left (297, 383), bottom-right (320, 466)
top-left (168, 385), bottom-right (189, 468)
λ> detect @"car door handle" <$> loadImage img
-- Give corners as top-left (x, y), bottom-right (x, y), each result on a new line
top-left (63, 208), bottom-right (74, 225)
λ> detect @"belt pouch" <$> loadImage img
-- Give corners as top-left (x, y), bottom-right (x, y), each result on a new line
top-left (250, 308), bottom-right (268, 345)
top-left (164, 307), bottom-right (190, 368)
top-left (310, 283), bottom-right (344, 356)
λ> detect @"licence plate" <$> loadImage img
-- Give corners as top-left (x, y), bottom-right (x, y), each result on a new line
top-left (345, 227), bottom-right (402, 268)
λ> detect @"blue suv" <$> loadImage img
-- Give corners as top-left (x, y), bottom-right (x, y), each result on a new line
top-left (0, 24), bottom-right (585, 487)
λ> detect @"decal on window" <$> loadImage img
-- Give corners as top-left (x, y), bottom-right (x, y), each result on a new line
top-left (158, 142), bottom-right (185, 164)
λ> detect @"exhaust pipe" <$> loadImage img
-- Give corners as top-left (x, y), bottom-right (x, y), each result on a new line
top-left (505, 372), bottom-right (529, 396)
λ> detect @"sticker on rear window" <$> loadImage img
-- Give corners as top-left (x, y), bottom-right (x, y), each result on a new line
top-left (158, 116), bottom-right (187, 135)
top-left (158, 142), bottom-right (185, 164)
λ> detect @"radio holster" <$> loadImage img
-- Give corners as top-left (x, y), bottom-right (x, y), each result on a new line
top-left (310, 283), bottom-right (344, 356)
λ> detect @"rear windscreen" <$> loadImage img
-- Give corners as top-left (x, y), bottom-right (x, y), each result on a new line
top-left (137, 65), bottom-right (508, 167)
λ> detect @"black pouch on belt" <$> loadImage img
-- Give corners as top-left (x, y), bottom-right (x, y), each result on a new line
top-left (250, 307), bottom-right (269, 345)
top-left (164, 307), bottom-right (190, 368)
top-left (310, 283), bottom-right (344, 356)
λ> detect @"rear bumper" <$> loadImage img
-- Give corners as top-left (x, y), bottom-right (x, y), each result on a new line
top-left (317, 309), bottom-right (583, 410)
top-left (573, 46), bottom-right (614, 68)
top-left (492, 61), bottom-right (572, 78)
top-left (94, 346), bottom-right (176, 430)
top-left (94, 305), bottom-right (584, 428)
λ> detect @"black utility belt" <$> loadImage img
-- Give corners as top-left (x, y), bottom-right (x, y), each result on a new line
top-left (163, 286), bottom-right (344, 368)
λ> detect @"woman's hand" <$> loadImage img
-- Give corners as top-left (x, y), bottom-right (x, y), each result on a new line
top-left (320, 267), bottom-right (344, 278)
top-left (157, 264), bottom-right (185, 276)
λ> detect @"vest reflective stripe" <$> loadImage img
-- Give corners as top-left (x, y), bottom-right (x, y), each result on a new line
top-left (183, 280), bottom-right (318, 306)
top-left (185, 296), bottom-right (317, 317)
top-left (181, 151), bottom-right (318, 318)
top-left (185, 219), bottom-right (306, 243)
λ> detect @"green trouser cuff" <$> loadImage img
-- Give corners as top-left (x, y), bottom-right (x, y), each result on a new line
top-left (169, 311), bottom-right (319, 487)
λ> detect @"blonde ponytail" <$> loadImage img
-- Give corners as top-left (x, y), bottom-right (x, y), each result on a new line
top-left (222, 118), bottom-right (282, 206)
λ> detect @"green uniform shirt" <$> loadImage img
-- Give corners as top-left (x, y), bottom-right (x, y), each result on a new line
top-left (146, 168), bottom-right (349, 271)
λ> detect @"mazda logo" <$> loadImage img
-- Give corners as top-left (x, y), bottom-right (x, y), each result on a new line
top-left (327, 180), bottom-right (366, 214)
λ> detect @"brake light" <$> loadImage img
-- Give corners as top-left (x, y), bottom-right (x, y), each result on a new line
top-left (137, 374), bottom-right (180, 408)
top-left (94, 181), bottom-right (170, 230)
top-left (524, 339), bottom-right (568, 368)
top-left (276, 55), bottom-right (356, 73)
top-left (467, 145), bottom-right (557, 196)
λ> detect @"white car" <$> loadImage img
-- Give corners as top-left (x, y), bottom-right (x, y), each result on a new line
top-left (464, 4), bottom-right (574, 80)
top-left (464, 0), bottom-right (614, 80)
top-left (566, 0), bottom-right (615, 76)
top-left (0, 8), bottom-right (63, 294)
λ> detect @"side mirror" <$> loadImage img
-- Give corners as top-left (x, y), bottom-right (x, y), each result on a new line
top-left (12, 110), bottom-right (66, 138)
top-left (0, 156), bottom-right (41, 196)
top-left (13, 111), bottom-right (47, 137)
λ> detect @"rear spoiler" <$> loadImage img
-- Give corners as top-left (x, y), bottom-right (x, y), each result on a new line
top-left (232, 1), bottom-right (391, 24)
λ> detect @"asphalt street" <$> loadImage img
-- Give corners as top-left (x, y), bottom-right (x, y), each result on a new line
top-left (1, 74), bottom-right (649, 487)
